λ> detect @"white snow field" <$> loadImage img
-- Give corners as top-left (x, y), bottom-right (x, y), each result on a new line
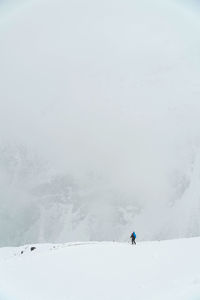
top-left (0, 238), bottom-right (200, 300)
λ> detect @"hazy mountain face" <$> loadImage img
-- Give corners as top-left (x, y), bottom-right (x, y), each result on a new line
top-left (0, 0), bottom-right (200, 246)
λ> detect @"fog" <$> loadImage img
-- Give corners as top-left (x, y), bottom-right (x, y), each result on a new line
top-left (0, 0), bottom-right (200, 246)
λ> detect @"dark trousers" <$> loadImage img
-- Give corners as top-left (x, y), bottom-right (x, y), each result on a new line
top-left (132, 238), bottom-right (136, 245)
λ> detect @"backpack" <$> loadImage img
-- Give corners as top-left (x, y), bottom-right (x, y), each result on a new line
top-left (133, 232), bottom-right (136, 239)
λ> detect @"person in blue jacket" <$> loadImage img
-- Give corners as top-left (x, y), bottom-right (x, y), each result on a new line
top-left (130, 232), bottom-right (136, 244)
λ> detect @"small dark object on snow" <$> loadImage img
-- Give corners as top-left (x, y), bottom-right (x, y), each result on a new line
top-left (21, 251), bottom-right (24, 254)
top-left (30, 246), bottom-right (36, 251)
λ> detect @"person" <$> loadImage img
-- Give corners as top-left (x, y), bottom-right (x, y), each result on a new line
top-left (130, 232), bottom-right (136, 245)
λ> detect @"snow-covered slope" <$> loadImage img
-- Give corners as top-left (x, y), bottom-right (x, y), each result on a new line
top-left (0, 238), bottom-right (200, 300)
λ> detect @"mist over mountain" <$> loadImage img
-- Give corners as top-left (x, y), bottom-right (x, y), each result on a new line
top-left (0, 0), bottom-right (200, 246)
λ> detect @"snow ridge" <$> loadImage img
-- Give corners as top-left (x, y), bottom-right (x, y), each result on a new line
top-left (0, 238), bottom-right (200, 300)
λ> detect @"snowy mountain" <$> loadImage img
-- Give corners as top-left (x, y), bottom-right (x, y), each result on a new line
top-left (0, 0), bottom-right (200, 245)
top-left (0, 238), bottom-right (200, 300)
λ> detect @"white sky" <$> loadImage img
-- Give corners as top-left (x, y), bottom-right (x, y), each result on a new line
top-left (0, 0), bottom-right (200, 211)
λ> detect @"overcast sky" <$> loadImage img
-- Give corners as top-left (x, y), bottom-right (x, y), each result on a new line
top-left (0, 0), bottom-right (200, 218)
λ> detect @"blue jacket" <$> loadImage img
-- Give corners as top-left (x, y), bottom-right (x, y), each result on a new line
top-left (131, 232), bottom-right (136, 238)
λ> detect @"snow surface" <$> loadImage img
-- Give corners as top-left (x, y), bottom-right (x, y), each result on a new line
top-left (0, 238), bottom-right (200, 300)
